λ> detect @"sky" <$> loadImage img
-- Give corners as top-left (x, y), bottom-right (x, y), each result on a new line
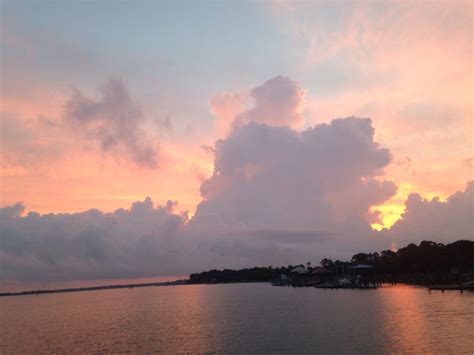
top-left (0, 0), bottom-right (473, 285)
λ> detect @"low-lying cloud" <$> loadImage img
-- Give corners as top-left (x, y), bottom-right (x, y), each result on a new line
top-left (0, 198), bottom-right (187, 282)
top-left (2, 181), bottom-right (472, 284)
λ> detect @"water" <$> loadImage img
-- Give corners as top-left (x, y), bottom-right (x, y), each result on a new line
top-left (1, 284), bottom-right (473, 353)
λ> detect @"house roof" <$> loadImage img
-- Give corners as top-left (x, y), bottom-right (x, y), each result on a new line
top-left (291, 266), bottom-right (308, 273)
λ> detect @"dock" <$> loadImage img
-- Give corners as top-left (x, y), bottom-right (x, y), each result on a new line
top-left (428, 284), bottom-right (474, 292)
top-left (314, 284), bottom-right (378, 289)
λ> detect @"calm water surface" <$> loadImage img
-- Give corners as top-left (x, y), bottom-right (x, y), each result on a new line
top-left (1, 284), bottom-right (473, 353)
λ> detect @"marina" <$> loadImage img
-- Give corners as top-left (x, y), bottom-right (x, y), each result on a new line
top-left (272, 263), bottom-right (381, 289)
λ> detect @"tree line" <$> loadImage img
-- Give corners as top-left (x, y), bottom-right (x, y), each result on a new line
top-left (188, 240), bottom-right (474, 284)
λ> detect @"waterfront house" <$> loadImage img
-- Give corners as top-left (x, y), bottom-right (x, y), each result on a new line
top-left (311, 267), bottom-right (333, 284)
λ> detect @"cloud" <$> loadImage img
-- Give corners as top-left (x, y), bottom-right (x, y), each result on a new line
top-left (64, 78), bottom-right (158, 168)
top-left (0, 202), bottom-right (25, 219)
top-left (0, 198), bottom-right (187, 283)
top-left (210, 75), bottom-right (306, 137)
top-left (195, 117), bottom-right (394, 227)
top-left (234, 75), bottom-right (306, 129)
top-left (383, 182), bottom-right (474, 245)
top-left (189, 116), bottom-right (397, 263)
top-left (210, 92), bottom-right (246, 137)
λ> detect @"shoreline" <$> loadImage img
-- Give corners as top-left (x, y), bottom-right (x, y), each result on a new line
top-left (0, 279), bottom-right (189, 297)
top-left (2, 280), bottom-right (473, 298)
top-left (0, 280), bottom-right (269, 297)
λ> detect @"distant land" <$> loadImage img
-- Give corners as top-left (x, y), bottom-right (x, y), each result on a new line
top-left (188, 240), bottom-right (474, 286)
top-left (1, 240), bottom-right (473, 297)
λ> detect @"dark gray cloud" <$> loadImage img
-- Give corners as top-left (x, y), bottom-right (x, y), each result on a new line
top-left (227, 229), bottom-right (333, 244)
top-left (64, 78), bottom-right (158, 168)
top-left (0, 202), bottom-right (24, 219)
top-left (0, 198), bottom-right (187, 283)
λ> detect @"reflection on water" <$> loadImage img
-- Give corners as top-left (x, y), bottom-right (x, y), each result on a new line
top-left (379, 286), bottom-right (431, 353)
top-left (379, 286), bottom-right (474, 353)
top-left (1, 284), bottom-right (473, 353)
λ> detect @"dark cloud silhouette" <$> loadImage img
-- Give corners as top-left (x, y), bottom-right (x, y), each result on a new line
top-left (64, 78), bottom-right (158, 168)
top-left (0, 198), bottom-right (187, 282)
top-left (0, 202), bottom-right (24, 219)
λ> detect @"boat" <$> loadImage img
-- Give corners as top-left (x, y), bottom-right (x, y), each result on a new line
top-left (271, 274), bottom-right (289, 286)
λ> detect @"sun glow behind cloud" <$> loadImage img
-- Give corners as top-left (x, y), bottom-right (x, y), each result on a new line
top-left (370, 204), bottom-right (406, 231)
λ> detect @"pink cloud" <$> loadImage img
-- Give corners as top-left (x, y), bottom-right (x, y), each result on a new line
top-left (210, 91), bottom-right (246, 138)
top-left (192, 116), bottom-right (396, 251)
top-left (234, 75), bottom-right (306, 129)
top-left (210, 75), bottom-right (306, 137)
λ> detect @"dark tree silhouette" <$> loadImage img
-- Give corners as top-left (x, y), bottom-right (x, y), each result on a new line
top-left (189, 240), bottom-right (474, 284)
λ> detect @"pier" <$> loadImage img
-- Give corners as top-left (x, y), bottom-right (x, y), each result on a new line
top-left (428, 284), bottom-right (474, 292)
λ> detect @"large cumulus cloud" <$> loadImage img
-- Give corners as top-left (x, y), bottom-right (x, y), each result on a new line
top-left (189, 117), bottom-right (397, 263)
top-left (195, 118), bottom-right (395, 229)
